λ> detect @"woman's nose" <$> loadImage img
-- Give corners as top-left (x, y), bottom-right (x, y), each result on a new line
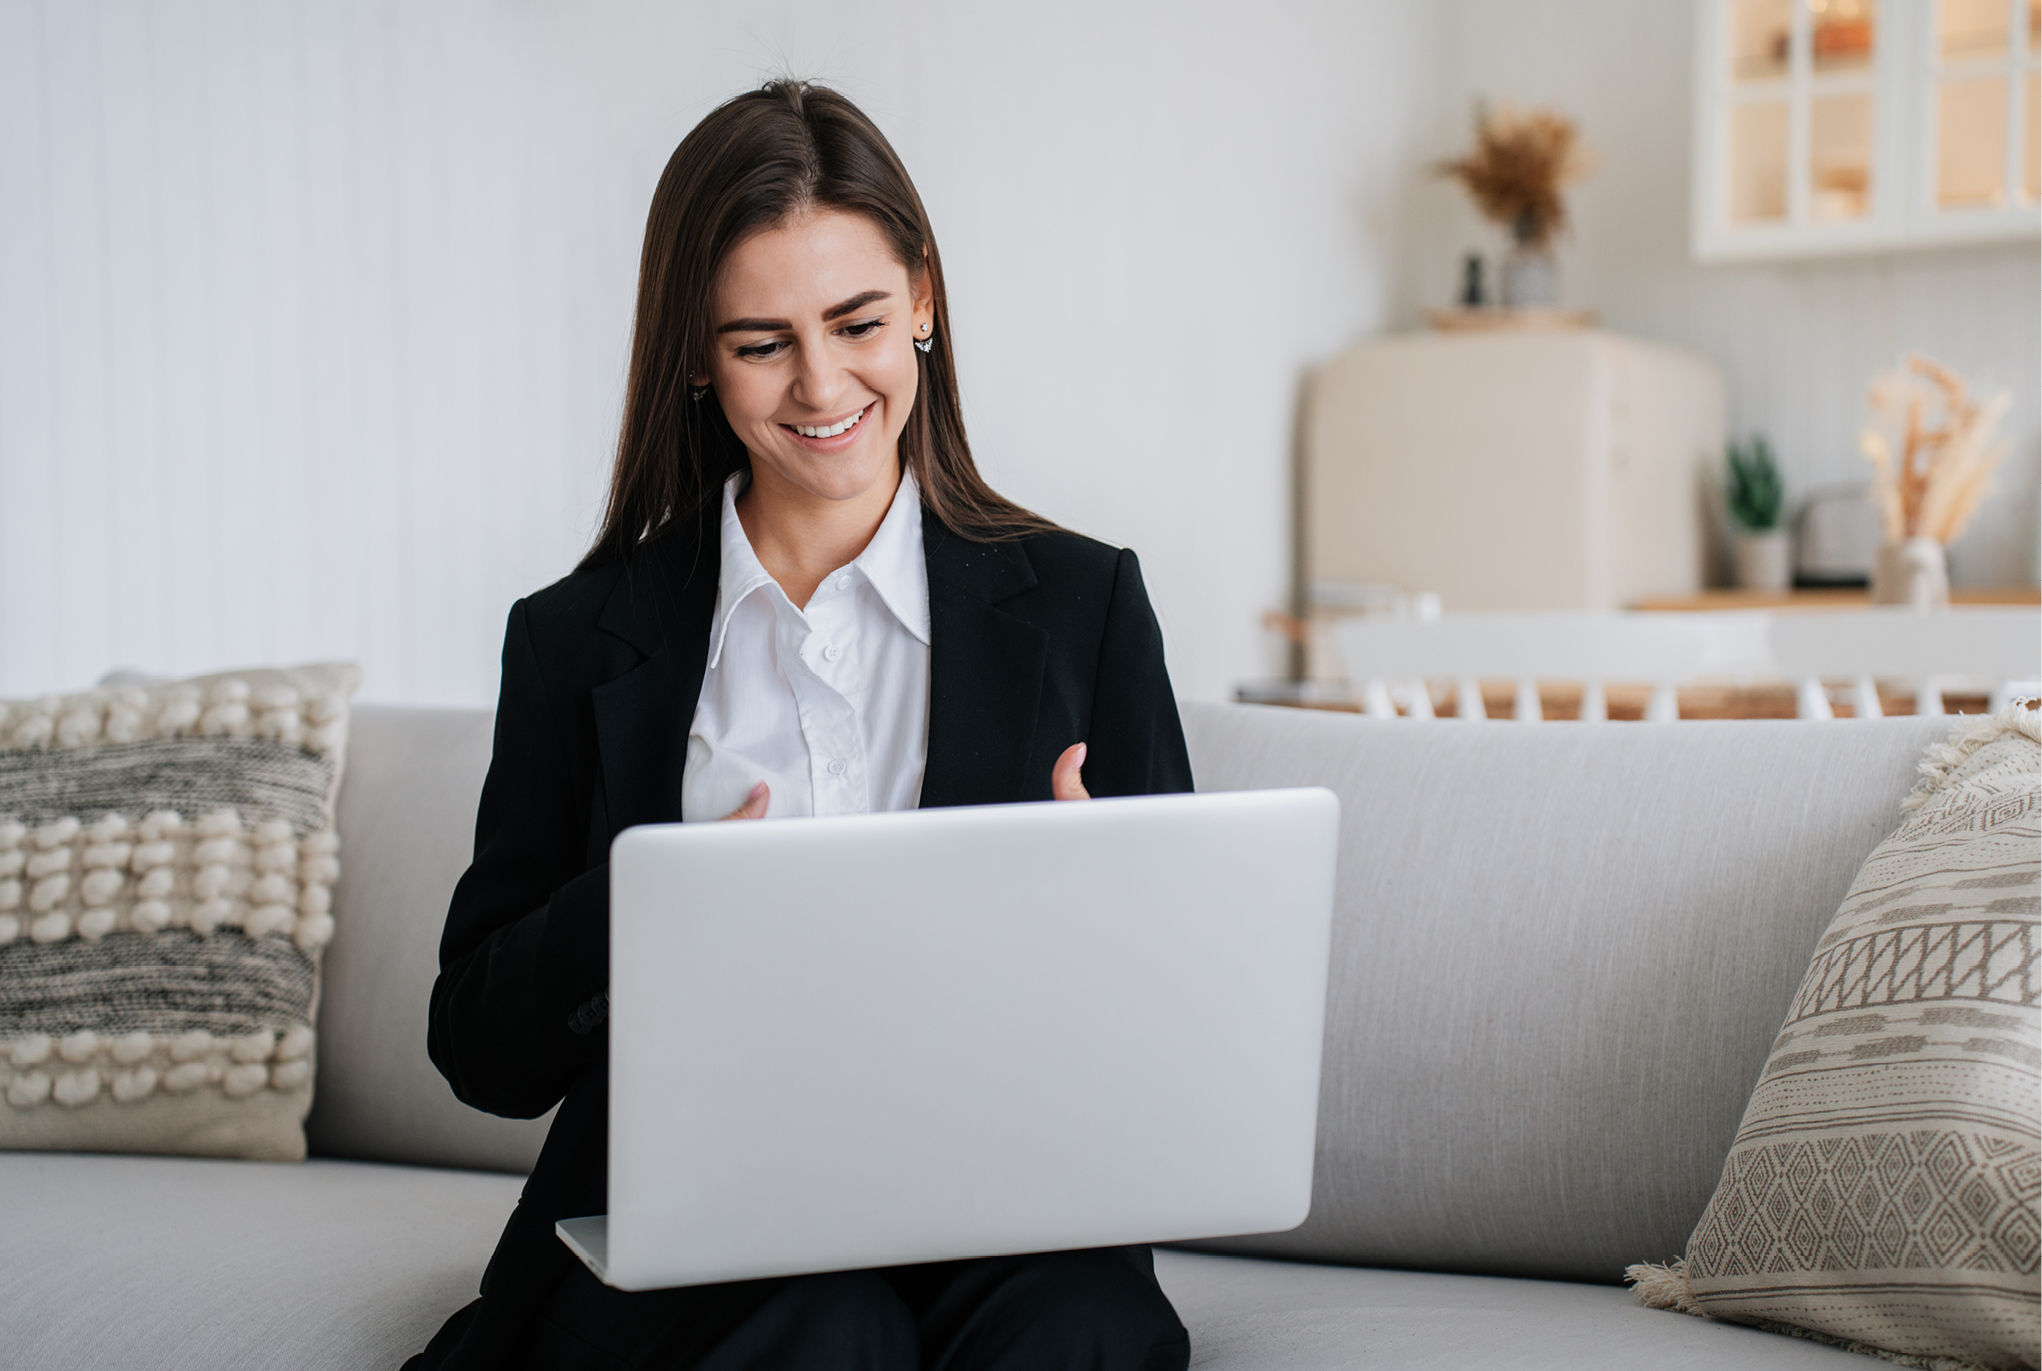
top-left (790, 340), bottom-right (845, 411)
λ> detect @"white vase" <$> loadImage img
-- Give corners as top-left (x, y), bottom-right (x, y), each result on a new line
top-left (1499, 245), bottom-right (1559, 308)
top-left (1733, 529), bottom-right (1792, 592)
top-left (1870, 536), bottom-right (1950, 607)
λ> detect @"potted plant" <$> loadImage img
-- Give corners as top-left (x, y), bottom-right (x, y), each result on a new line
top-left (1726, 436), bottom-right (1790, 591)
top-left (1438, 103), bottom-right (1593, 309)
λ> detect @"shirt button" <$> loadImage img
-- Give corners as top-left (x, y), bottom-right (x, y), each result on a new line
top-left (835, 575), bottom-right (851, 591)
top-left (827, 759), bottom-right (846, 776)
top-left (822, 643), bottom-right (841, 662)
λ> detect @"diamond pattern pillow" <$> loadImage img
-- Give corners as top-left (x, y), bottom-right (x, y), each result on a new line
top-left (0, 664), bottom-right (358, 1161)
top-left (1631, 707), bottom-right (2041, 1370)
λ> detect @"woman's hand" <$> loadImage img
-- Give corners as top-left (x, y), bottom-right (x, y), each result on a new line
top-left (722, 782), bottom-right (770, 820)
top-left (1051, 743), bottom-right (1090, 802)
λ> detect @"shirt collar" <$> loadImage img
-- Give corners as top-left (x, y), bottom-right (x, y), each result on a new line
top-left (854, 470), bottom-right (932, 648)
top-left (705, 469), bottom-right (931, 670)
top-left (706, 477), bottom-right (779, 671)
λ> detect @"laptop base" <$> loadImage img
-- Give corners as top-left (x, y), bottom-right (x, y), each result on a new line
top-left (557, 1215), bottom-right (610, 1281)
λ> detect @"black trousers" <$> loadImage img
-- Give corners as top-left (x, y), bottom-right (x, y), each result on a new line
top-left (527, 1245), bottom-right (1190, 1371)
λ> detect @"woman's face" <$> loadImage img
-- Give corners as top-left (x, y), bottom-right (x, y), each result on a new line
top-left (705, 210), bottom-right (933, 508)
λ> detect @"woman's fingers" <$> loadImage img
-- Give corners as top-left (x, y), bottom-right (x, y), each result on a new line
top-left (721, 781), bottom-right (769, 821)
top-left (1051, 742), bottom-right (1090, 802)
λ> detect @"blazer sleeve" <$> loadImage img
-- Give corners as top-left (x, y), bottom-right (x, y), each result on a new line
top-left (1083, 548), bottom-right (1194, 798)
top-left (426, 600), bottom-right (612, 1119)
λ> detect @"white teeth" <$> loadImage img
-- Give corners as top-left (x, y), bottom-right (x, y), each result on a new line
top-left (794, 407), bottom-right (864, 439)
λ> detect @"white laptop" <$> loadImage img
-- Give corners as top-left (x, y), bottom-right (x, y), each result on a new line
top-left (557, 787), bottom-right (1339, 1292)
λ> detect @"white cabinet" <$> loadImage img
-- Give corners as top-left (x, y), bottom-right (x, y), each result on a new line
top-left (1299, 330), bottom-right (1725, 657)
top-left (1693, 0), bottom-right (2041, 259)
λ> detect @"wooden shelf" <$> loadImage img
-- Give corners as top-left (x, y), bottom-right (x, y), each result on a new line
top-left (1236, 679), bottom-right (1989, 721)
top-left (1424, 307), bottom-right (1597, 332)
top-left (1632, 587), bottom-right (2041, 611)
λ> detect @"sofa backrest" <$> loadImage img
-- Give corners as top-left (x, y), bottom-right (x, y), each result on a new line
top-left (1179, 701), bottom-right (1947, 1284)
top-left (307, 704), bottom-right (551, 1173)
top-left (309, 697), bottom-right (1950, 1287)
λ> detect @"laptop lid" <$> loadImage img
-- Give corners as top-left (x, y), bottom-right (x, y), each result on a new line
top-left (573, 786), bottom-right (1338, 1291)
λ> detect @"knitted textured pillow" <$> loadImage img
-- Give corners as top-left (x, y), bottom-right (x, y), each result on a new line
top-left (1630, 706), bottom-right (2041, 1371)
top-left (0, 664), bottom-right (358, 1161)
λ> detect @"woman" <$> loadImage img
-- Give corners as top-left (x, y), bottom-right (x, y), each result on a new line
top-left (409, 81), bottom-right (1193, 1371)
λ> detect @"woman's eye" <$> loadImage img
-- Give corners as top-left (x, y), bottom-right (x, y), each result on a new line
top-left (735, 341), bottom-right (784, 360)
top-left (841, 319), bottom-right (884, 339)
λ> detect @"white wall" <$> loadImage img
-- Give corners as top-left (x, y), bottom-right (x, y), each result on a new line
top-left (1400, 0), bottom-right (2041, 588)
top-left (0, 0), bottom-right (1437, 705)
top-left (12, 1), bottom-right (2029, 711)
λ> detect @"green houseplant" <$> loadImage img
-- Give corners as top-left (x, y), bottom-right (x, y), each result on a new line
top-left (1725, 436), bottom-right (1791, 591)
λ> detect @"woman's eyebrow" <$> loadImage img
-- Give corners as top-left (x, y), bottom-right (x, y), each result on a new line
top-left (823, 289), bottom-right (891, 320)
top-left (714, 290), bottom-right (893, 335)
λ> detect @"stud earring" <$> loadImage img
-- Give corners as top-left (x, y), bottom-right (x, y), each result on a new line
top-left (914, 324), bottom-right (933, 354)
top-left (689, 382), bottom-right (709, 402)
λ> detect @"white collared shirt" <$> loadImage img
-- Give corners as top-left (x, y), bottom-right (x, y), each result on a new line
top-left (681, 470), bottom-right (932, 821)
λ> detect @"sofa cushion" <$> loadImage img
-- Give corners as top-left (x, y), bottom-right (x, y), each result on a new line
top-left (1677, 708), bottom-right (2041, 1367)
top-left (308, 704), bottom-right (551, 1173)
top-left (0, 1151), bottom-right (521, 1371)
top-left (1178, 703), bottom-right (1950, 1284)
top-left (0, 665), bottom-right (358, 1162)
top-left (1152, 1249), bottom-right (1875, 1368)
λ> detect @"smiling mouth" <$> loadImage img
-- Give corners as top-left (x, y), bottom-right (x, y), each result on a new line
top-left (783, 404), bottom-right (870, 440)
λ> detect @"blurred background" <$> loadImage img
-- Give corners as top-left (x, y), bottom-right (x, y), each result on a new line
top-left (2, 0), bottom-right (2036, 707)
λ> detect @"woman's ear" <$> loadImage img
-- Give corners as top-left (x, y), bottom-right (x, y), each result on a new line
top-left (911, 256), bottom-right (936, 337)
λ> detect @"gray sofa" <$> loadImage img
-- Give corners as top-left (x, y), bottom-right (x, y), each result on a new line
top-left (1, 700), bottom-right (1950, 1369)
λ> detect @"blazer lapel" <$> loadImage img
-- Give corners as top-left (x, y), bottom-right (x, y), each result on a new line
top-left (590, 527), bottom-right (719, 851)
top-left (919, 518), bottom-right (1049, 808)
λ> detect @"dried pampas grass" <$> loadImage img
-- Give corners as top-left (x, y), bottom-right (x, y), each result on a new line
top-left (1437, 102), bottom-right (1594, 248)
top-left (1859, 354), bottom-right (2010, 547)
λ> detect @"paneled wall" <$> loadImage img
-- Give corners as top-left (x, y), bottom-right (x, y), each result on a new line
top-left (0, 0), bottom-right (1436, 705)
top-left (1399, 0), bottom-right (2040, 588)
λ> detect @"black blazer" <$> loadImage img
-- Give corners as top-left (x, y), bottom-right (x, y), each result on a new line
top-left (410, 512), bottom-right (1193, 1369)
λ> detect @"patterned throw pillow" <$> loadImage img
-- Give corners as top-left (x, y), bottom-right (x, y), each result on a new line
top-left (0, 664), bottom-right (358, 1161)
top-left (1630, 706), bottom-right (2041, 1371)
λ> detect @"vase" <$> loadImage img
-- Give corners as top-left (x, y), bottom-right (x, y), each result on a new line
top-left (1733, 528), bottom-right (1792, 592)
top-left (1870, 536), bottom-right (1950, 607)
top-left (1500, 244), bottom-right (1559, 308)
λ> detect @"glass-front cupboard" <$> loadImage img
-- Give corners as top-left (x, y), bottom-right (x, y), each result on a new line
top-left (1695, 0), bottom-right (2041, 258)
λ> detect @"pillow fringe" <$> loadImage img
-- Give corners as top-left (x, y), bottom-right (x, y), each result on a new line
top-left (1902, 701), bottom-right (2040, 812)
top-left (1719, 1314), bottom-right (1990, 1371)
top-left (1623, 1258), bottom-right (1705, 1315)
top-left (1625, 1260), bottom-right (1995, 1370)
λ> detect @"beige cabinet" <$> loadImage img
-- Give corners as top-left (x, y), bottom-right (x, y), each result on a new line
top-left (1299, 330), bottom-right (1725, 675)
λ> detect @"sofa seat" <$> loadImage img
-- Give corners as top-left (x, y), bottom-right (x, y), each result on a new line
top-left (5, 1149), bottom-right (1870, 1371)
top-left (1151, 1250), bottom-right (1870, 1369)
top-left (2, 1152), bottom-right (519, 1371)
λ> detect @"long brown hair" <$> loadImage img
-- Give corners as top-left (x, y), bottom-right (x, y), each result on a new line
top-left (580, 80), bottom-right (1053, 571)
